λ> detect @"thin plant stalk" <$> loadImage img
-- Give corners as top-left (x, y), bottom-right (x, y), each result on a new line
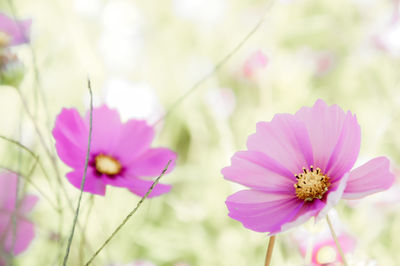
top-left (85, 160), bottom-right (172, 266)
top-left (326, 214), bottom-right (348, 266)
top-left (62, 79), bottom-right (93, 266)
top-left (11, 108), bottom-right (23, 260)
top-left (79, 195), bottom-right (95, 264)
top-left (264, 235), bottom-right (276, 266)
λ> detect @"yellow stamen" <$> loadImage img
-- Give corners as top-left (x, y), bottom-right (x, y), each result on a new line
top-left (95, 154), bottom-right (122, 176)
top-left (294, 166), bottom-right (330, 201)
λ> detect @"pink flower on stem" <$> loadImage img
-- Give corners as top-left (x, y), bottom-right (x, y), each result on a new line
top-left (242, 50), bottom-right (268, 78)
top-left (0, 12), bottom-right (31, 46)
top-left (52, 105), bottom-right (176, 197)
top-left (298, 233), bottom-right (356, 266)
top-left (222, 99), bottom-right (395, 234)
top-left (0, 172), bottom-right (38, 262)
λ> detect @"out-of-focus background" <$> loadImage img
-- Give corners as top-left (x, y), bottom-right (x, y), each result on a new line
top-left (1, 0), bottom-right (400, 265)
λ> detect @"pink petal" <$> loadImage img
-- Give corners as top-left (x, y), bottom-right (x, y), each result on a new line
top-left (53, 108), bottom-right (88, 168)
top-left (316, 174), bottom-right (349, 220)
top-left (0, 214), bottom-right (35, 255)
top-left (324, 113), bottom-right (361, 182)
top-left (342, 157), bottom-right (395, 199)
top-left (295, 100), bottom-right (360, 180)
top-left (5, 217), bottom-right (35, 255)
top-left (86, 105), bottom-right (122, 153)
top-left (226, 190), bottom-right (303, 234)
top-left (113, 120), bottom-right (155, 164)
top-left (66, 168), bottom-right (106, 196)
top-left (0, 173), bottom-right (37, 255)
top-left (0, 13), bottom-right (31, 45)
top-left (247, 113), bottom-right (314, 174)
top-left (281, 199), bottom-right (325, 232)
top-left (222, 151), bottom-right (295, 192)
top-left (18, 195), bottom-right (38, 214)
top-left (126, 148), bottom-right (177, 177)
top-left (127, 178), bottom-right (172, 198)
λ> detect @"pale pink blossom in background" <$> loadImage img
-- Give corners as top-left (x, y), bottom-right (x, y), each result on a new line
top-left (0, 172), bottom-right (38, 263)
top-left (314, 52), bottom-right (335, 76)
top-left (297, 231), bottom-right (356, 266)
top-left (242, 50), bottom-right (268, 78)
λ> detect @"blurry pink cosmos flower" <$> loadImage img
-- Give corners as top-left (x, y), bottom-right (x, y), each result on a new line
top-left (0, 172), bottom-right (38, 262)
top-left (0, 13), bottom-right (31, 87)
top-left (222, 99), bottom-right (395, 234)
top-left (314, 52), bottom-right (335, 76)
top-left (53, 105), bottom-right (176, 197)
top-left (0, 12), bottom-right (31, 46)
top-left (242, 50), bottom-right (268, 78)
top-left (298, 233), bottom-right (356, 266)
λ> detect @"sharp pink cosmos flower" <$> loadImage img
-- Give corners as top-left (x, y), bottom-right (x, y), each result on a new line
top-left (52, 105), bottom-right (176, 197)
top-left (222, 99), bottom-right (395, 234)
top-left (0, 12), bottom-right (31, 46)
top-left (0, 172), bottom-right (38, 262)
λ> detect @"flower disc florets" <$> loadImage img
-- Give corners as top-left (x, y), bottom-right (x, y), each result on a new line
top-left (95, 154), bottom-right (122, 176)
top-left (294, 166), bottom-right (330, 202)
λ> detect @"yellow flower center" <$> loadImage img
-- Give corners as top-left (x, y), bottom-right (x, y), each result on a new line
top-left (294, 166), bottom-right (331, 202)
top-left (95, 154), bottom-right (122, 176)
top-left (0, 32), bottom-right (11, 48)
top-left (316, 246), bottom-right (337, 264)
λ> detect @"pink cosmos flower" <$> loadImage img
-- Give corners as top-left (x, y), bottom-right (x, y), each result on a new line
top-left (52, 105), bottom-right (176, 197)
top-left (314, 52), bottom-right (335, 76)
top-left (222, 99), bottom-right (395, 234)
top-left (0, 12), bottom-right (31, 46)
top-left (0, 172), bottom-right (38, 262)
top-left (242, 50), bottom-right (268, 78)
top-left (298, 232), bottom-right (356, 266)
